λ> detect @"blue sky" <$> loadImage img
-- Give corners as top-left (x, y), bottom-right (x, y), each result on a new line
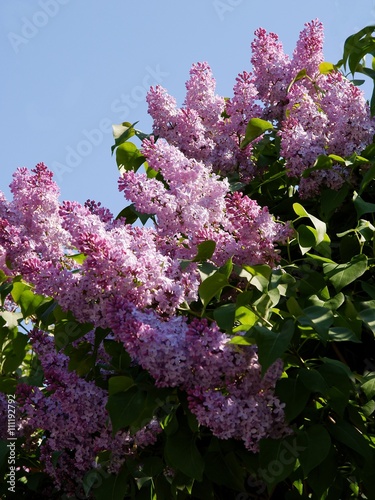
top-left (1, 0), bottom-right (375, 217)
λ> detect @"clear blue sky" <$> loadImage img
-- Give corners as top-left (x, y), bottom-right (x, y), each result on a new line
top-left (1, 0), bottom-right (375, 217)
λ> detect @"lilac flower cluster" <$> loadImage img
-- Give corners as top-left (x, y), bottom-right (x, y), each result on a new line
top-left (16, 329), bottom-right (161, 493)
top-left (0, 163), bottom-right (198, 322)
top-left (147, 20), bottom-right (375, 197)
top-left (106, 298), bottom-right (288, 451)
top-left (119, 137), bottom-right (287, 267)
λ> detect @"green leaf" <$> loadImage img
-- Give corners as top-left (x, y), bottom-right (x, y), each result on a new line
top-left (359, 162), bottom-right (375, 194)
top-left (204, 449), bottom-right (245, 491)
top-left (92, 467), bottom-right (129, 500)
top-left (254, 321), bottom-right (294, 375)
top-left (306, 447), bottom-right (338, 498)
top-left (323, 254), bottom-right (368, 292)
top-left (359, 306), bottom-right (375, 335)
top-left (10, 281), bottom-right (30, 302)
top-left (328, 326), bottom-right (361, 343)
top-left (328, 419), bottom-right (372, 460)
top-left (299, 425), bottom-right (331, 477)
top-left (317, 358), bottom-right (354, 403)
top-left (213, 303), bottom-right (236, 331)
top-left (319, 62), bottom-right (335, 74)
top-left (276, 376), bottom-right (311, 421)
top-left (240, 118), bottom-right (273, 149)
top-left (353, 190), bottom-right (375, 217)
top-left (361, 377), bottom-right (375, 399)
top-left (2, 332), bottom-right (29, 372)
top-left (287, 68), bottom-right (308, 93)
top-left (302, 154), bottom-right (333, 178)
top-left (165, 428), bottom-right (204, 481)
top-left (111, 121), bottom-right (137, 154)
top-left (17, 290), bottom-right (46, 318)
top-left (66, 252), bottom-right (87, 265)
top-left (192, 240), bottom-right (216, 262)
top-left (106, 387), bottom-right (148, 434)
top-left (116, 203), bottom-right (154, 225)
top-left (103, 340), bottom-right (131, 370)
top-left (242, 264), bottom-right (271, 292)
top-left (259, 435), bottom-right (304, 490)
top-left (296, 225), bottom-right (317, 254)
top-left (298, 306), bottom-right (334, 341)
top-left (319, 184), bottom-right (350, 221)
top-left (293, 203), bottom-right (327, 246)
top-left (198, 272), bottom-right (229, 307)
top-left (218, 257), bottom-right (233, 279)
top-left (299, 368), bottom-right (329, 395)
top-left (116, 142), bottom-right (145, 172)
top-left (108, 376), bottom-right (135, 396)
top-left (233, 305), bottom-right (257, 331)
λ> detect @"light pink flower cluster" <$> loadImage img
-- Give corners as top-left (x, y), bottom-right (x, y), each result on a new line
top-left (119, 138), bottom-right (288, 267)
top-left (146, 62), bottom-right (260, 180)
top-left (106, 298), bottom-right (288, 452)
top-left (147, 19), bottom-right (375, 197)
top-left (0, 163), bottom-right (199, 321)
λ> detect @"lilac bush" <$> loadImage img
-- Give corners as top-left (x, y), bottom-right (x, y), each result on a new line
top-left (1, 20), bottom-right (375, 499)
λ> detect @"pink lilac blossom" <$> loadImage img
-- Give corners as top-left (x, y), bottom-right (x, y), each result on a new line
top-left (279, 71), bottom-right (375, 197)
top-left (146, 64), bottom-right (261, 180)
top-left (16, 329), bottom-right (161, 494)
top-left (120, 138), bottom-right (287, 266)
top-left (106, 299), bottom-right (289, 452)
top-left (146, 20), bottom-right (374, 196)
top-left (250, 27), bottom-right (291, 120)
top-left (0, 167), bottom-right (199, 323)
top-left (291, 19), bottom-right (324, 80)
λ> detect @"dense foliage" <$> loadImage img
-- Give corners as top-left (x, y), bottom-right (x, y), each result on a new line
top-left (1, 20), bottom-right (375, 499)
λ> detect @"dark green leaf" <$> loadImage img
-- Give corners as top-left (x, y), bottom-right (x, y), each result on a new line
top-left (296, 225), bottom-right (316, 254)
top-left (259, 434), bottom-right (305, 490)
top-left (108, 376), bottom-right (135, 396)
top-left (254, 321), bottom-right (294, 374)
top-left (323, 254), bottom-right (368, 291)
top-left (361, 377), bottom-right (375, 399)
top-left (319, 185), bottom-right (350, 221)
top-left (353, 191), bottom-right (375, 217)
top-left (328, 326), bottom-right (361, 343)
top-left (213, 303), bottom-right (236, 331)
top-left (165, 428), bottom-right (204, 480)
top-left (358, 306), bottom-right (375, 335)
top-left (2, 332), bottom-right (29, 372)
top-left (298, 306), bottom-right (334, 341)
top-left (328, 419), bottom-right (372, 460)
top-left (276, 376), bottom-right (311, 421)
top-left (299, 425), bottom-right (331, 477)
top-left (299, 368), bottom-right (328, 395)
top-left (92, 467), bottom-right (129, 500)
top-left (106, 387), bottom-right (148, 434)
